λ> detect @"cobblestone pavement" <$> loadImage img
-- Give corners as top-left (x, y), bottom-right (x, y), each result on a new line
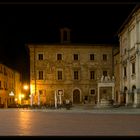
top-left (0, 106), bottom-right (140, 136)
top-left (1, 104), bottom-right (140, 114)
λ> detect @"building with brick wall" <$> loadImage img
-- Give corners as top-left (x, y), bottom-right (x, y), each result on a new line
top-left (118, 5), bottom-right (140, 107)
top-left (27, 28), bottom-right (116, 106)
top-left (113, 47), bottom-right (120, 104)
top-left (0, 63), bottom-right (22, 108)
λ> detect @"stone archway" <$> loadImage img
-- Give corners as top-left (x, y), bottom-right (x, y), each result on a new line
top-left (73, 89), bottom-right (80, 104)
top-left (132, 85), bottom-right (136, 103)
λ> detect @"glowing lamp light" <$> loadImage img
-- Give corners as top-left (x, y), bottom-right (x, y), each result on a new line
top-left (21, 94), bottom-right (25, 98)
top-left (23, 85), bottom-right (28, 90)
top-left (9, 91), bottom-right (14, 96)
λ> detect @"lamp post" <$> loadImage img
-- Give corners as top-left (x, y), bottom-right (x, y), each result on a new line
top-left (23, 85), bottom-right (28, 91)
top-left (19, 94), bottom-right (25, 105)
top-left (23, 84), bottom-right (29, 105)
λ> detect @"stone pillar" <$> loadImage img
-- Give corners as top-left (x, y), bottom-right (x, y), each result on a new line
top-left (38, 91), bottom-right (40, 106)
top-left (125, 90), bottom-right (129, 106)
top-left (97, 86), bottom-right (100, 103)
top-left (118, 91), bottom-right (121, 104)
top-left (112, 86), bottom-right (115, 101)
top-left (59, 94), bottom-right (62, 105)
top-left (30, 94), bottom-right (33, 106)
top-left (54, 91), bottom-right (57, 109)
top-left (133, 89), bottom-right (137, 107)
top-left (133, 88), bottom-right (140, 107)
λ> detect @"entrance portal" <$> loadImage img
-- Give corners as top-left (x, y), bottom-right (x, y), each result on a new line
top-left (73, 89), bottom-right (80, 104)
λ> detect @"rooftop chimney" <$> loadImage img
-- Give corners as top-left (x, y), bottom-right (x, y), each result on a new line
top-left (60, 27), bottom-right (71, 44)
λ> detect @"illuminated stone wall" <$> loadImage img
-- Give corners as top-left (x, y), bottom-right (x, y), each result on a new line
top-left (28, 44), bottom-right (114, 105)
top-left (0, 63), bottom-right (22, 107)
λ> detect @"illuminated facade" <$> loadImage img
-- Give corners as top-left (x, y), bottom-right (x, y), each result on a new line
top-left (113, 47), bottom-right (120, 104)
top-left (118, 5), bottom-right (140, 107)
top-left (0, 63), bottom-right (22, 108)
top-left (27, 28), bottom-right (115, 106)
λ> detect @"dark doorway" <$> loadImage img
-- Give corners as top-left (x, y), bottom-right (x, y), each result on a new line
top-left (132, 85), bottom-right (136, 103)
top-left (123, 87), bottom-right (127, 104)
top-left (73, 89), bottom-right (80, 104)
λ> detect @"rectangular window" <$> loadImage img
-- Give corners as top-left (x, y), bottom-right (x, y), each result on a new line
top-left (90, 54), bottom-right (94, 60)
top-left (132, 62), bottom-right (135, 74)
top-left (124, 67), bottom-right (127, 77)
top-left (57, 54), bottom-right (62, 60)
top-left (5, 82), bottom-right (7, 90)
top-left (74, 54), bottom-right (79, 60)
top-left (39, 71), bottom-right (43, 80)
top-left (38, 54), bottom-right (43, 60)
top-left (0, 66), bottom-right (2, 73)
top-left (74, 71), bottom-right (79, 80)
top-left (90, 90), bottom-right (95, 95)
top-left (90, 71), bottom-right (95, 80)
top-left (103, 54), bottom-right (107, 61)
top-left (39, 90), bottom-right (43, 95)
top-left (0, 81), bottom-right (2, 89)
top-left (103, 71), bottom-right (107, 76)
top-left (57, 71), bottom-right (62, 80)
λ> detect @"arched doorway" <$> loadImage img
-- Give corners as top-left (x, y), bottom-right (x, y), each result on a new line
top-left (132, 85), bottom-right (136, 103)
top-left (73, 89), bottom-right (80, 104)
top-left (123, 87), bottom-right (127, 104)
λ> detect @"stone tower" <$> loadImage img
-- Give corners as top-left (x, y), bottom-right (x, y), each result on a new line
top-left (60, 27), bottom-right (71, 44)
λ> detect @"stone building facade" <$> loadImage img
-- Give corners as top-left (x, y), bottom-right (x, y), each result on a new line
top-left (113, 47), bottom-right (120, 104)
top-left (118, 5), bottom-right (140, 107)
top-left (27, 28), bottom-right (115, 106)
top-left (0, 63), bottom-right (22, 108)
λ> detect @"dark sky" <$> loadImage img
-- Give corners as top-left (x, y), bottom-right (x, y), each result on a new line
top-left (0, 3), bottom-right (136, 82)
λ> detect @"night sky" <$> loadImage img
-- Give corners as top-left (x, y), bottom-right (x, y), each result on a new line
top-left (0, 3), bottom-right (137, 83)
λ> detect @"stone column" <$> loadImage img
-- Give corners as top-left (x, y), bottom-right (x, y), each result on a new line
top-left (97, 85), bottom-right (100, 103)
top-left (112, 86), bottom-right (115, 101)
top-left (118, 91), bottom-right (121, 104)
top-left (30, 94), bottom-right (33, 107)
top-left (54, 91), bottom-right (57, 109)
top-left (59, 94), bottom-right (62, 105)
top-left (38, 92), bottom-right (40, 106)
top-left (133, 89), bottom-right (137, 107)
top-left (125, 90), bottom-right (129, 106)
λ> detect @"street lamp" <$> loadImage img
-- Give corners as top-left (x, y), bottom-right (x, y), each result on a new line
top-left (23, 85), bottom-right (28, 90)
top-left (23, 84), bottom-right (29, 105)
